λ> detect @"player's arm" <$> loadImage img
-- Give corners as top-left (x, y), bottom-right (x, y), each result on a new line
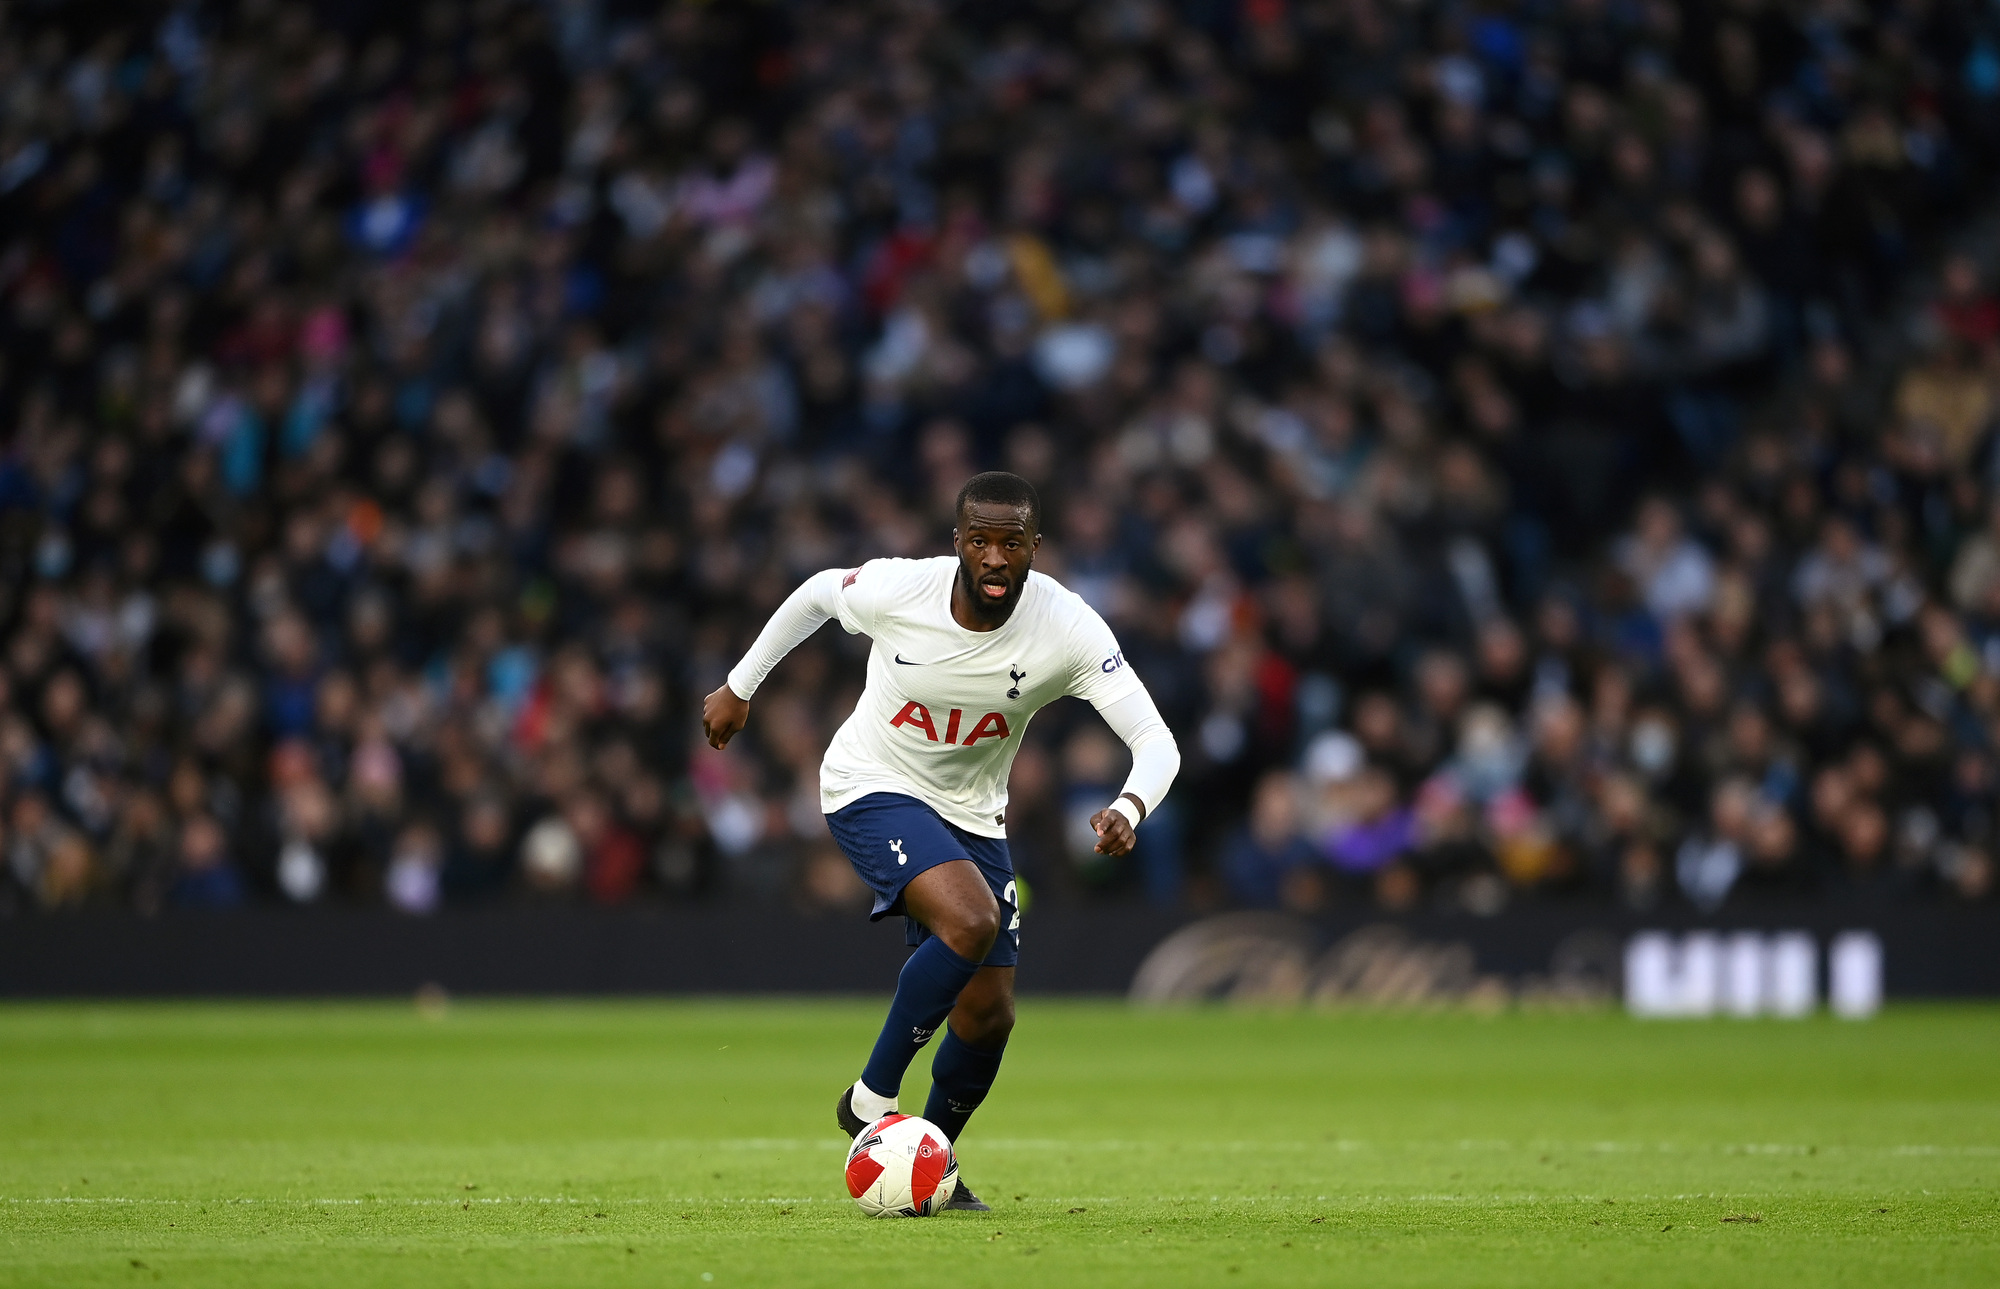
top-left (1087, 686), bottom-right (1180, 857)
top-left (703, 567), bottom-right (851, 749)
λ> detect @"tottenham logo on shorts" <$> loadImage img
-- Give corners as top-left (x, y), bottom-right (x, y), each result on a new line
top-left (890, 838), bottom-right (907, 866)
top-left (1007, 666), bottom-right (1026, 699)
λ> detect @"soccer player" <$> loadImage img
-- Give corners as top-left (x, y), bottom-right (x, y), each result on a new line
top-left (702, 472), bottom-right (1180, 1211)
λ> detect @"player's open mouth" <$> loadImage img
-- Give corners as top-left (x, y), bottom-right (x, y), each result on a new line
top-left (980, 579), bottom-right (1009, 599)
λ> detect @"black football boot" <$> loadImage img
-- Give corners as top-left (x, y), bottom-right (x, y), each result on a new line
top-left (942, 1178), bottom-right (991, 1212)
top-left (835, 1084), bottom-right (872, 1138)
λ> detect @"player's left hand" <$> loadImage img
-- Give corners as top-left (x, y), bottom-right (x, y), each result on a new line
top-left (1090, 807), bottom-right (1137, 857)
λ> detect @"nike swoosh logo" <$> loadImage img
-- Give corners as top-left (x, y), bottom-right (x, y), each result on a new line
top-left (895, 655), bottom-right (921, 665)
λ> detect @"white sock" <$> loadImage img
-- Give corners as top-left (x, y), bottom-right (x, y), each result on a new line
top-left (850, 1079), bottom-right (898, 1122)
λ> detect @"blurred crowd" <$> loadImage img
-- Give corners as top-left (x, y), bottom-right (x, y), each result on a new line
top-left (2, 0), bottom-right (1999, 920)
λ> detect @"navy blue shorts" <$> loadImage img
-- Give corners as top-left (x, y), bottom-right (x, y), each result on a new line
top-left (824, 793), bottom-right (1020, 968)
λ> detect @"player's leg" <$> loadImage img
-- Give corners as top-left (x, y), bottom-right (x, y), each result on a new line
top-left (899, 858), bottom-right (1004, 960)
top-left (922, 965), bottom-right (1013, 1144)
top-left (925, 832), bottom-right (1017, 1211)
top-left (824, 796), bottom-right (999, 1131)
top-left (848, 859), bottom-right (999, 1120)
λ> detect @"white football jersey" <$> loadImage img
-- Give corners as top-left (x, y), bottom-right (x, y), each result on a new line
top-left (817, 556), bottom-right (1142, 837)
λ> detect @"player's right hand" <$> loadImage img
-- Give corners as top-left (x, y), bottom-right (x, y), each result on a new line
top-left (702, 685), bottom-right (751, 749)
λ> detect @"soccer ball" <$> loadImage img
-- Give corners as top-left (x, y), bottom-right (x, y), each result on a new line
top-left (844, 1113), bottom-right (957, 1218)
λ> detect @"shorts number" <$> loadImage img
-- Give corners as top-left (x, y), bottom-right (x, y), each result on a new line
top-left (1002, 881), bottom-right (1020, 934)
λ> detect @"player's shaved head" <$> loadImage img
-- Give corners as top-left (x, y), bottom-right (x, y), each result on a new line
top-left (955, 472), bottom-right (1041, 536)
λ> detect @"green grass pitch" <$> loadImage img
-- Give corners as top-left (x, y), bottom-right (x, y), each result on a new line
top-left (2, 999), bottom-right (1996, 1287)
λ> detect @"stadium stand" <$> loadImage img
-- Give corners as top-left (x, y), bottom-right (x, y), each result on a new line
top-left (0, 0), bottom-right (1996, 924)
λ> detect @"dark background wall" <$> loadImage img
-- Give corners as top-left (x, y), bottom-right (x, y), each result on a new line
top-left (1, 906), bottom-right (1992, 998)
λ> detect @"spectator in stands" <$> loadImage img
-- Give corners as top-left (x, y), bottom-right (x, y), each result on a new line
top-left (1220, 770), bottom-right (1318, 910)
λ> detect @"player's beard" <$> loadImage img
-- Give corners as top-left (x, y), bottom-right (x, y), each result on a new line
top-left (958, 561), bottom-right (1023, 622)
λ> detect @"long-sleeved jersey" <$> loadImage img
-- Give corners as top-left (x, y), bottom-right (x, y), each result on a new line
top-left (726, 556), bottom-right (1178, 838)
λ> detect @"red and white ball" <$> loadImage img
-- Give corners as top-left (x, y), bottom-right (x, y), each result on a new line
top-left (844, 1113), bottom-right (957, 1217)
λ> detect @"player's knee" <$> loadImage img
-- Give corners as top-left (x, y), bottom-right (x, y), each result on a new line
top-left (939, 900), bottom-right (1000, 961)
